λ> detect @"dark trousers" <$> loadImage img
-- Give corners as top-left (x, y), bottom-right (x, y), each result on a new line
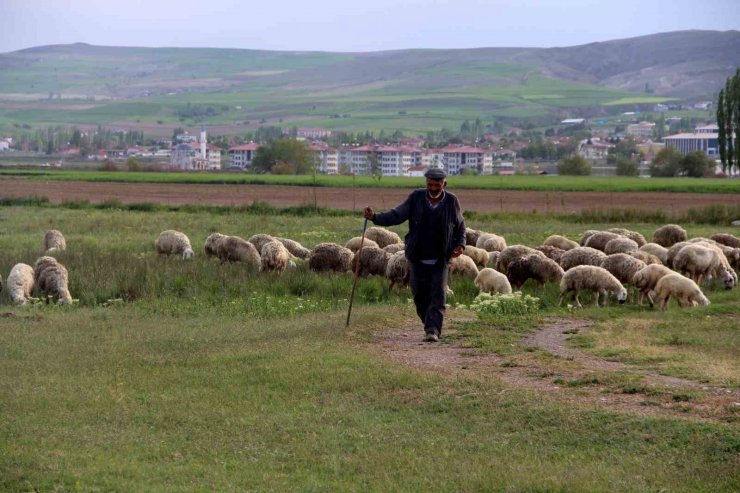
top-left (410, 260), bottom-right (448, 335)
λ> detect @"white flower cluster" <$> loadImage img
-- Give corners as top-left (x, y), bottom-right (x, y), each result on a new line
top-left (458, 291), bottom-right (540, 318)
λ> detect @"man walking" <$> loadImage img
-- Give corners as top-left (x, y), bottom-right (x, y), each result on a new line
top-left (364, 168), bottom-right (465, 342)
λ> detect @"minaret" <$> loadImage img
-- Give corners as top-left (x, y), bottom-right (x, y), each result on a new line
top-left (200, 127), bottom-right (207, 159)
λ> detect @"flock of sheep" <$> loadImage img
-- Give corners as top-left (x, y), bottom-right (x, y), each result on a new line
top-left (4, 223), bottom-right (738, 311)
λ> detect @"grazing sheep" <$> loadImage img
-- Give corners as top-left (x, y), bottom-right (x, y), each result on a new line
top-left (465, 228), bottom-right (484, 247)
top-left (155, 230), bottom-right (194, 259)
top-left (673, 244), bottom-right (734, 289)
top-left (690, 240), bottom-right (739, 283)
top-left (204, 232), bottom-right (227, 258)
top-left (345, 236), bottom-right (380, 253)
top-left (33, 256), bottom-right (59, 280)
top-left (364, 226), bottom-right (402, 248)
top-left (543, 235), bottom-right (579, 251)
top-left (584, 231), bottom-right (621, 252)
top-left (449, 254), bottom-right (479, 279)
top-left (506, 254), bottom-right (564, 289)
top-left (352, 246), bottom-right (392, 277)
top-left (607, 228), bottom-right (647, 247)
top-left (604, 237), bottom-right (639, 255)
top-left (665, 241), bottom-right (691, 268)
top-left (44, 229), bottom-right (66, 252)
top-left (711, 233), bottom-right (740, 249)
top-left (216, 236), bottom-right (261, 267)
top-left (600, 253), bottom-right (647, 285)
top-left (535, 245), bottom-right (565, 264)
top-left (559, 247), bottom-right (607, 271)
top-left (630, 250), bottom-right (662, 265)
top-left (383, 243), bottom-right (405, 254)
top-left (275, 237), bottom-right (311, 259)
top-left (260, 240), bottom-right (291, 274)
top-left (496, 245), bottom-right (541, 274)
top-left (474, 268), bottom-right (512, 295)
top-left (476, 233), bottom-right (507, 253)
top-left (557, 265), bottom-right (628, 308)
top-left (385, 251), bottom-right (410, 290)
top-left (35, 259), bottom-right (72, 304)
top-left (6, 263), bottom-right (34, 305)
top-left (639, 243), bottom-right (669, 264)
top-left (464, 245), bottom-right (490, 268)
top-left (654, 273), bottom-right (710, 310)
top-left (487, 251), bottom-right (501, 269)
top-left (308, 243), bottom-right (354, 273)
top-left (653, 224), bottom-right (687, 247)
top-left (247, 234), bottom-right (277, 255)
top-left (579, 230), bottom-right (600, 246)
top-left (632, 264), bottom-right (674, 306)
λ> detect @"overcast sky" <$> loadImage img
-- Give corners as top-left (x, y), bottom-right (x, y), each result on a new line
top-left (1, 0), bottom-right (738, 53)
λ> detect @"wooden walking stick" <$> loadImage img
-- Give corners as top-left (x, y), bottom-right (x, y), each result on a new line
top-left (346, 217), bottom-right (368, 327)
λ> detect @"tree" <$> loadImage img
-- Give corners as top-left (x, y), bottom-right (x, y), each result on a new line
top-left (250, 139), bottom-right (313, 174)
top-left (682, 151), bottom-right (712, 177)
top-left (717, 69), bottom-right (739, 173)
top-left (650, 147), bottom-right (683, 177)
top-left (558, 155), bottom-right (591, 175)
top-left (615, 158), bottom-right (639, 176)
top-left (126, 157), bottom-right (141, 171)
top-left (718, 89), bottom-right (727, 172)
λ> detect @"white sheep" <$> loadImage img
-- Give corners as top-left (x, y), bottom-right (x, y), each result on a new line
top-left (308, 243), bottom-right (354, 273)
top-left (247, 234), bottom-right (277, 255)
top-left (6, 263), bottom-right (34, 305)
top-left (557, 265), bottom-right (627, 308)
top-left (599, 253), bottom-right (646, 285)
top-left (584, 231), bottom-right (621, 252)
top-left (654, 273), bottom-right (710, 310)
top-left (383, 243), bottom-right (405, 255)
top-left (449, 254), bottom-right (479, 279)
top-left (559, 247), bottom-right (607, 271)
top-left (673, 244), bottom-right (734, 289)
top-left (215, 236), bottom-right (261, 267)
top-left (496, 245), bottom-right (540, 274)
top-left (465, 228), bottom-right (484, 247)
top-left (345, 236), bottom-right (380, 253)
top-left (604, 237), bottom-right (639, 255)
top-left (653, 224), bottom-right (687, 247)
top-left (34, 257), bottom-right (72, 304)
top-left (476, 233), bottom-right (507, 253)
top-left (474, 267), bottom-right (512, 295)
top-left (464, 245), bottom-right (490, 268)
top-left (535, 245), bottom-right (565, 264)
top-left (364, 226), bottom-right (402, 248)
top-left (44, 229), bottom-right (66, 253)
top-left (632, 264), bottom-right (674, 307)
top-left (578, 230), bottom-right (600, 246)
top-left (352, 246), bottom-right (392, 277)
top-left (639, 243), bottom-right (669, 264)
top-left (275, 237), bottom-right (311, 260)
top-left (155, 230), bottom-right (194, 259)
top-left (260, 240), bottom-right (291, 274)
top-left (543, 234), bottom-right (579, 251)
top-left (607, 228), bottom-right (647, 247)
top-left (204, 232), bottom-right (227, 258)
top-left (710, 233), bottom-right (740, 249)
top-left (385, 251), bottom-right (410, 290)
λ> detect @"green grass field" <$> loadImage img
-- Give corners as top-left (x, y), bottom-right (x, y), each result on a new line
top-left (0, 204), bottom-right (738, 491)
top-left (2, 169), bottom-right (740, 194)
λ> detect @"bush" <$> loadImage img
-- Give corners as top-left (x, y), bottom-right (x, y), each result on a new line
top-left (650, 147), bottom-right (683, 177)
top-left (558, 156), bottom-right (591, 176)
top-left (463, 292), bottom-right (541, 318)
top-left (615, 158), bottom-right (640, 176)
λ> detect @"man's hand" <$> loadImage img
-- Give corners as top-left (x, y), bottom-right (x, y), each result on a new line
top-left (452, 245), bottom-right (464, 258)
top-left (363, 206), bottom-right (374, 220)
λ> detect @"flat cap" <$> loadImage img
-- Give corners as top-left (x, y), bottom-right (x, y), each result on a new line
top-left (424, 168), bottom-right (447, 180)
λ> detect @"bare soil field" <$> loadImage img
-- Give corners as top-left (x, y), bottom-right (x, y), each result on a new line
top-left (0, 178), bottom-right (738, 213)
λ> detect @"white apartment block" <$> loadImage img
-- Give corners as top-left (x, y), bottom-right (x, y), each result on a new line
top-left (626, 121), bottom-right (656, 138)
top-left (309, 143), bottom-right (339, 175)
top-left (228, 143), bottom-right (260, 170)
top-left (440, 146), bottom-right (493, 175)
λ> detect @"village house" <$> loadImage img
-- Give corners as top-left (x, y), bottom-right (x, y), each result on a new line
top-left (577, 138), bottom-right (615, 161)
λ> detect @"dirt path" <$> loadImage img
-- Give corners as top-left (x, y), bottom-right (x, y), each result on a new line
top-left (1, 178), bottom-right (738, 213)
top-left (370, 315), bottom-right (739, 423)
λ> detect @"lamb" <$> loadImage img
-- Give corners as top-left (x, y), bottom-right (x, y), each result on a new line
top-left (506, 254), bottom-right (564, 289)
top-left (559, 247), bottom-right (607, 271)
top-left (308, 243), bottom-right (354, 273)
top-left (155, 230), bottom-right (194, 259)
top-left (654, 273), bottom-right (710, 310)
top-left (385, 251), bottom-right (410, 290)
top-left (557, 265), bottom-right (628, 308)
top-left (476, 233), bottom-right (507, 253)
top-left (6, 263), bottom-right (34, 305)
top-left (599, 253), bottom-right (646, 285)
top-left (607, 228), bottom-right (647, 247)
top-left (464, 245), bottom-right (490, 268)
top-left (465, 228), bottom-right (484, 247)
top-left (275, 237), bottom-right (311, 259)
top-left (629, 250), bottom-right (662, 265)
top-left (44, 229), bottom-right (66, 252)
top-left (673, 244), bottom-right (734, 289)
top-left (449, 254), bottom-right (479, 279)
top-left (247, 234), bottom-right (277, 255)
top-left (260, 240), bottom-right (291, 274)
top-left (474, 268), bottom-right (512, 295)
top-left (579, 230), bottom-right (600, 246)
top-left (383, 243), bottom-right (405, 254)
top-left (639, 243), bottom-right (669, 264)
top-left (632, 264), bottom-right (674, 306)
top-left (543, 234), bottom-right (579, 251)
top-left (214, 236), bottom-right (261, 267)
top-left (604, 237), bottom-right (639, 255)
top-left (653, 224), bottom-right (687, 247)
top-left (204, 232), bottom-right (227, 258)
top-left (710, 233), bottom-right (740, 249)
top-left (345, 236), bottom-right (380, 253)
top-left (364, 226), bottom-right (402, 248)
top-left (584, 231), bottom-right (621, 252)
top-left (352, 246), bottom-right (392, 277)
top-left (35, 257), bottom-right (72, 304)
top-left (496, 245), bottom-right (541, 274)
top-left (535, 245), bottom-right (565, 264)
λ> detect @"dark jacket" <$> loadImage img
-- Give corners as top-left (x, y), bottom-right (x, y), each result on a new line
top-left (372, 189), bottom-right (466, 262)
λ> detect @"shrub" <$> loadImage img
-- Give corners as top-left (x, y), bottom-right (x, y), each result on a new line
top-left (615, 158), bottom-right (640, 176)
top-left (463, 292), bottom-right (541, 318)
top-left (558, 156), bottom-right (591, 176)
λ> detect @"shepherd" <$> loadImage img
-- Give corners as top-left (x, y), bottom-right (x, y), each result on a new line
top-left (364, 168), bottom-right (466, 342)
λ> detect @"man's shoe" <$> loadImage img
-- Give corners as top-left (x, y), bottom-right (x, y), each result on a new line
top-left (423, 332), bottom-right (439, 342)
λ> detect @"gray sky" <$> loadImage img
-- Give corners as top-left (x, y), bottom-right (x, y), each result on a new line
top-left (1, 0), bottom-right (738, 53)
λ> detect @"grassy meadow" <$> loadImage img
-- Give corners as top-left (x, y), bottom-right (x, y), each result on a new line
top-left (0, 204), bottom-right (738, 491)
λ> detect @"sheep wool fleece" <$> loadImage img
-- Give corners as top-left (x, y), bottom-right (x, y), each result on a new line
top-left (372, 189), bottom-right (466, 336)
